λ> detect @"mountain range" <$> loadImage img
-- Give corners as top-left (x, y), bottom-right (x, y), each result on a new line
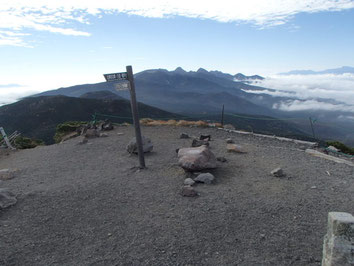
top-left (2, 67), bottom-right (353, 146)
top-left (280, 66), bottom-right (354, 75)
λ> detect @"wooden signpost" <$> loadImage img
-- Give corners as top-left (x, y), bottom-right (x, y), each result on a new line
top-left (103, 66), bottom-right (145, 169)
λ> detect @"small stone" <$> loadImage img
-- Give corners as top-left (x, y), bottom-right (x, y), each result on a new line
top-left (271, 167), bottom-right (285, 177)
top-left (194, 173), bottom-right (215, 184)
top-left (191, 139), bottom-right (209, 147)
top-left (327, 145), bottom-right (340, 152)
top-left (199, 135), bottom-right (211, 141)
top-left (311, 186), bottom-right (317, 189)
top-left (117, 132), bottom-right (124, 136)
top-left (0, 169), bottom-right (15, 180)
top-left (226, 138), bottom-right (234, 144)
top-left (217, 157), bottom-right (227, 162)
top-left (181, 186), bottom-right (198, 197)
top-left (99, 133), bottom-right (108, 137)
top-left (0, 188), bottom-right (17, 209)
top-left (184, 178), bottom-right (195, 186)
top-left (227, 144), bottom-right (246, 153)
top-left (180, 133), bottom-right (190, 139)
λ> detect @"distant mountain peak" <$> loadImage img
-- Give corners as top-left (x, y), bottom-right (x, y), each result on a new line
top-left (197, 68), bottom-right (209, 74)
top-left (280, 66), bottom-right (354, 75)
top-left (174, 67), bottom-right (187, 74)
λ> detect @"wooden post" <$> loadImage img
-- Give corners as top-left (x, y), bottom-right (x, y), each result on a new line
top-left (0, 127), bottom-right (15, 150)
top-left (221, 104), bottom-right (225, 127)
top-left (126, 65), bottom-right (145, 169)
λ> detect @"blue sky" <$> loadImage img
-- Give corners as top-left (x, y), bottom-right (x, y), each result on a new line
top-left (0, 0), bottom-right (354, 105)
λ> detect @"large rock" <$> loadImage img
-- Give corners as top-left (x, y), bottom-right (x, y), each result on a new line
top-left (127, 136), bottom-right (153, 154)
top-left (178, 145), bottom-right (217, 171)
top-left (194, 173), bottom-right (215, 184)
top-left (0, 188), bottom-right (17, 209)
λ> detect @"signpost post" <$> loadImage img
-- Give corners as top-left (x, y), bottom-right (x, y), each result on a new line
top-left (103, 66), bottom-right (146, 169)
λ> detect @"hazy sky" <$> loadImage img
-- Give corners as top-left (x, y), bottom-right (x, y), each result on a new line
top-left (0, 0), bottom-right (354, 104)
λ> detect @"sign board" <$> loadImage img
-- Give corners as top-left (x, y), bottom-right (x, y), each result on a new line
top-left (103, 72), bottom-right (128, 82)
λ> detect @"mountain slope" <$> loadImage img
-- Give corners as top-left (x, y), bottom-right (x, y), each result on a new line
top-left (0, 95), bottom-right (180, 144)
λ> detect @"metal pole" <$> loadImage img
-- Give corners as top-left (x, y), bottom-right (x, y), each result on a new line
top-left (309, 117), bottom-right (316, 139)
top-left (126, 65), bottom-right (145, 169)
top-left (221, 104), bottom-right (225, 127)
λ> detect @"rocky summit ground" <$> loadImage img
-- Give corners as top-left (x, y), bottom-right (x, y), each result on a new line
top-left (0, 125), bottom-right (353, 266)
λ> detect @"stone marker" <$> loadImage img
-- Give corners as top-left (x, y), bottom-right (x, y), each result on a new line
top-left (0, 188), bottom-right (17, 209)
top-left (181, 185), bottom-right (198, 197)
top-left (0, 169), bottom-right (15, 180)
top-left (227, 144), bottom-right (246, 153)
top-left (178, 145), bottom-right (217, 171)
top-left (180, 133), bottom-right (190, 139)
top-left (194, 173), bottom-right (215, 184)
top-left (192, 139), bottom-right (209, 147)
top-left (127, 136), bottom-right (153, 154)
top-left (322, 212), bottom-right (354, 266)
top-left (226, 138), bottom-right (234, 144)
top-left (271, 167), bottom-right (285, 177)
top-left (184, 178), bottom-right (195, 186)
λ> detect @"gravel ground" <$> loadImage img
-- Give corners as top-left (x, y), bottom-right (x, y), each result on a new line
top-left (0, 125), bottom-right (353, 266)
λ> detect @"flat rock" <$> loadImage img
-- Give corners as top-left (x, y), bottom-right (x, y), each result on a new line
top-left (127, 136), bottom-right (153, 154)
top-left (0, 188), bottom-right (17, 209)
top-left (194, 173), bottom-right (215, 184)
top-left (181, 186), bottom-right (198, 197)
top-left (226, 138), bottom-right (234, 144)
top-left (184, 178), bottom-right (195, 186)
top-left (178, 145), bottom-right (217, 171)
top-left (271, 167), bottom-right (285, 177)
top-left (0, 169), bottom-right (15, 180)
top-left (227, 144), bottom-right (246, 153)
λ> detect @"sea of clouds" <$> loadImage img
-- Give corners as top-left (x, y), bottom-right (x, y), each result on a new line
top-left (246, 73), bottom-right (354, 113)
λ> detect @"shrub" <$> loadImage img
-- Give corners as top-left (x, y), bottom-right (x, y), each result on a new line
top-left (326, 141), bottom-right (354, 155)
top-left (14, 136), bottom-right (44, 149)
top-left (54, 121), bottom-right (87, 143)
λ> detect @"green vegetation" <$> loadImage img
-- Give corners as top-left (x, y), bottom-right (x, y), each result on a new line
top-left (326, 141), bottom-right (354, 155)
top-left (14, 136), bottom-right (44, 149)
top-left (54, 121), bottom-right (87, 143)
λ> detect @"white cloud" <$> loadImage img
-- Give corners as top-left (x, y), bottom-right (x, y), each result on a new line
top-left (1, 0), bottom-right (354, 46)
top-left (273, 99), bottom-right (354, 112)
top-left (246, 73), bottom-right (354, 113)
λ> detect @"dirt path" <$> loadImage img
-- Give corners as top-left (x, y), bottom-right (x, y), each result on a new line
top-left (0, 125), bottom-right (353, 265)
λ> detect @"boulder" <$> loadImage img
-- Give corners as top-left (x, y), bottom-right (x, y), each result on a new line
top-left (0, 188), bottom-right (17, 209)
top-left (192, 139), bottom-right (209, 147)
top-left (194, 173), bottom-right (215, 184)
top-left (84, 129), bottom-right (99, 138)
top-left (184, 178), bottom-right (195, 186)
top-left (227, 144), bottom-right (246, 153)
top-left (127, 136), bottom-right (153, 154)
top-left (0, 169), bottom-right (15, 180)
top-left (271, 167), bottom-right (285, 177)
top-left (180, 133), bottom-right (190, 139)
top-left (178, 145), bottom-right (217, 171)
top-left (181, 186), bottom-right (198, 197)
